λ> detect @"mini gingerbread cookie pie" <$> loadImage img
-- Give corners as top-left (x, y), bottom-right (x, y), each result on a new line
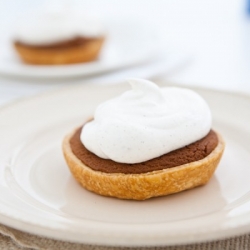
top-left (62, 79), bottom-right (225, 200)
top-left (13, 9), bottom-right (105, 65)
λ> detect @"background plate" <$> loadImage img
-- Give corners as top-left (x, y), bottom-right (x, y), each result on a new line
top-left (0, 82), bottom-right (250, 246)
top-left (0, 20), bottom-right (159, 78)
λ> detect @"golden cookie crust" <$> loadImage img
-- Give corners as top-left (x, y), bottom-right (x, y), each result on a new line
top-left (62, 129), bottom-right (225, 200)
top-left (14, 37), bottom-right (104, 65)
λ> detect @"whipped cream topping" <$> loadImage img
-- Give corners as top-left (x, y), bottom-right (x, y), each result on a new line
top-left (81, 79), bottom-right (212, 164)
top-left (14, 7), bottom-right (104, 45)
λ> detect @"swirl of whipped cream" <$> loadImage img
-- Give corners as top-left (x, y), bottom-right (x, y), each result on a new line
top-left (14, 7), bottom-right (104, 45)
top-left (81, 79), bottom-right (212, 164)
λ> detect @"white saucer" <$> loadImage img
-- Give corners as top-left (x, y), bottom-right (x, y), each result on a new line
top-left (0, 82), bottom-right (250, 246)
top-left (0, 21), bottom-right (158, 78)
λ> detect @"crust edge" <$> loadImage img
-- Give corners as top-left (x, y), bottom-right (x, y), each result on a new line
top-left (62, 129), bottom-right (225, 200)
top-left (14, 37), bottom-right (104, 65)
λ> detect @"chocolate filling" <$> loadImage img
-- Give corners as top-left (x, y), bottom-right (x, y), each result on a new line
top-left (14, 36), bottom-right (99, 49)
top-left (69, 127), bottom-right (218, 174)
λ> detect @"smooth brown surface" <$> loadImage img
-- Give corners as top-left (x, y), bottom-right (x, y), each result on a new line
top-left (70, 127), bottom-right (218, 174)
top-left (15, 37), bottom-right (99, 49)
top-left (14, 37), bottom-right (97, 49)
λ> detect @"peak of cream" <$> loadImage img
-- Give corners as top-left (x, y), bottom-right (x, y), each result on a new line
top-left (14, 8), bottom-right (104, 45)
top-left (81, 79), bottom-right (212, 164)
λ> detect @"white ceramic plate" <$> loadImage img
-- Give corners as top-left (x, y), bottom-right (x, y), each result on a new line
top-left (0, 82), bottom-right (250, 246)
top-left (0, 21), bottom-right (158, 78)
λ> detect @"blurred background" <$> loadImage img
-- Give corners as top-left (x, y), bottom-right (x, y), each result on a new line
top-left (0, 0), bottom-right (250, 105)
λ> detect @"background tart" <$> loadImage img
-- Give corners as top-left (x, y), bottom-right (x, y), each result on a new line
top-left (14, 36), bottom-right (104, 65)
top-left (62, 127), bottom-right (225, 200)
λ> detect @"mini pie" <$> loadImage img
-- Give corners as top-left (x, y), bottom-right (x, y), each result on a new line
top-left (14, 36), bottom-right (105, 65)
top-left (62, 126), bottom-right (225, 200)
